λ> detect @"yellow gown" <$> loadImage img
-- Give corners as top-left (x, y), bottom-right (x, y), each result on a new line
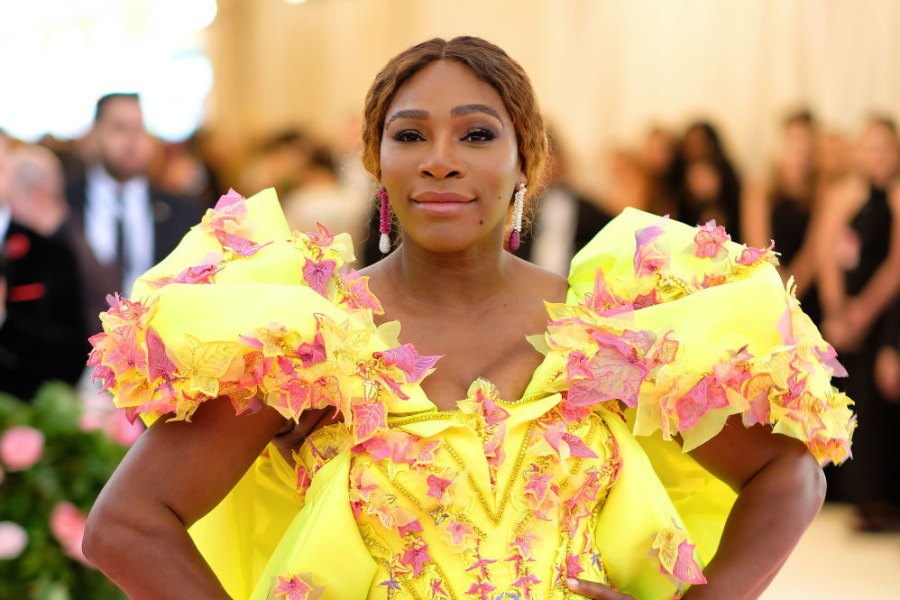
top-left (88, 189), bottom-right (854, 600)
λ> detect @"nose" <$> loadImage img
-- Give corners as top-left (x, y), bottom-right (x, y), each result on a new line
top-left (418, 137), bottom-right (464, 180)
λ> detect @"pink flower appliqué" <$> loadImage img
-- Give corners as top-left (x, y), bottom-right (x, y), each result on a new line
top-left (350, 401), bottom-right (387, 443)
top-left (543, 422), bottom-right (598, 461)
top-left (567, 346), bottom-right (649, 409)
top-left (273, 574), bottom-right (313, 600)
top-left (426, 474), bottom-right (453, 504)
top-left (379, 344), bottom-right (442, 384)
top-left (693, 220), bottom-right (730, 258)
top-left (302, 258), bottom-right (336, 297)
top-left (400, 538), bottom-right (431, 577)
top-left (738, 240), bottom-right (775, 266)
top-left (445, 519), bottom-right (475, 546)
top-left (582, 270), bottom-right (632, 316)
top-left (0, 426), bottom-right (44, 471)
top-left (215, 230), bottom-right (270, 257)
top-left (340, 270), bottom-right (384, 314)
top-left (296, 330), bottom-right (327, 368)
top-left (634, 216), bottom-right (670, 277)
top-left (306, 222), bottom-right (335, 247)
top-left (675, 375), bottom-right (730, 431)
top-left (565, 554), bottom-right (584, 579)
top-left (652, 527), bottom-right (707, 586)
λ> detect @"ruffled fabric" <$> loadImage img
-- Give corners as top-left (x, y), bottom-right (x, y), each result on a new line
top-left (556, 208), bottom-right (855, 465)
top-left (87, 188), bottom-right (437, 444)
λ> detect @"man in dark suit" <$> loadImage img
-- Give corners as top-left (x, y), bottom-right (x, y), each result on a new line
top-left (0, 134), bottom-right (87, 399)
top-left (66, 93), bottom-right (202, 335)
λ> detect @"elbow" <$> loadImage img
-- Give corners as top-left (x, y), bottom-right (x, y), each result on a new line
top-left (82, 500), bottom-right (140, 577)
top-left (791, 450), bottom-right (827, 517)
top-left (82, 504), bottom-right (114, 570)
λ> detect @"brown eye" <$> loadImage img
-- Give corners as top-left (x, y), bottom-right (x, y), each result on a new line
top-left (393, 130), bottom-right (425, 143)
top-left (462, 128), bottom-right (496, 143)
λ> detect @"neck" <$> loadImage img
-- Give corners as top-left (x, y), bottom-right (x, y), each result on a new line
top-left (385, 233), bottom-right (515, 312)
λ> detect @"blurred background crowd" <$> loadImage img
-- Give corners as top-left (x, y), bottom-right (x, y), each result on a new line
top-left (1, 0), bottom-right (899, 597)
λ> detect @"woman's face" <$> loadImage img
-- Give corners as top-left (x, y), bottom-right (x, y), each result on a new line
top-left (858, 123), bottom-right (900, 185)
top-left (379, 60), bottom-right (523, 254)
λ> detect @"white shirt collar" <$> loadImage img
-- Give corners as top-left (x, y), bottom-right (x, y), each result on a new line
top-left (0, 203), bottom-right (11, 241)
top-left (87, 165), bottom-right (149, 201)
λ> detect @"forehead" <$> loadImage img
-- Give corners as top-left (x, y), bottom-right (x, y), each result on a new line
top-left (386, 60), bottom-right (512, 124)
top-left (98, 97), bottom-right (143, 124)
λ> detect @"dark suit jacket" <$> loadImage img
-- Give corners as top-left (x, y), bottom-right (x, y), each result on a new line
top-left (66, 175), bottom-right (203, 336)
top-left (0, 221), bottom-right (88, 399)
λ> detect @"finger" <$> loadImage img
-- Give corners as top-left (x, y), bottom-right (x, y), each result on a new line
top-left (565, 577), bottom-right (634, 599)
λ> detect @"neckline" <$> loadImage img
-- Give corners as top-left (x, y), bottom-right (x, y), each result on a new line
top-left (371, 302), bottom-right (564, 415)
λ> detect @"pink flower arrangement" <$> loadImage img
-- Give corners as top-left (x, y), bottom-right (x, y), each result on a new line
top-left (0, 425), bottom-right (44, 471)
top-left (49, 502), bottom-right (90, 565)
top-left (0, 521), bottom-right (28, 559)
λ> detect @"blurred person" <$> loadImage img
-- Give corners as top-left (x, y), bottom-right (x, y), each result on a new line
top-left (281, 142), bottom-right (369, 261)
top-left (0, 139), bottom-right (87, 399)
top-left (8, 144), bottom-right (71, 236)
top-left (10, 144), bottom-right (117, 342)
top-left (742, 109), bottom-right (822, 324)
top-left (874, 300), bottom-right (900, 403)
top-left (672, 121), bottom-right (742, 237)
top-left (817, 116), bottom-right (900, 530)
top-left (817, 129), bottom-right (852, 192)
top-left (39, 133), bottom-right (88, 193)
top-left (239, 128), bottom-right (314, 197)
top-left (152, 131), bottom-right (223, 212)
top-left (515, 130), bottom-right (612, 274)
top-left (66, 93), bottom-right (202, 331)
top-left (642, 125), bottom-right (679, 216)
top-left (604, 147), bottom-right (654, 214)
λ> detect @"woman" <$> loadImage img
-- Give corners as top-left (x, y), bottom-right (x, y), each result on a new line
top-left (83, 37), bottom-right (853, 599)
top-left (817, 117), bottom-right (900, 530)
top-left (742, 110), bottom-right (822, 325)
top-left (670, 121), bottom-right (743, 239)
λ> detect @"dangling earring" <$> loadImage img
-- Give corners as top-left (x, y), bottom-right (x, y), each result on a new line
top-left (377, 186), bottom-right (392, 254)
top-left (508, 182), bottom-right (526, 251)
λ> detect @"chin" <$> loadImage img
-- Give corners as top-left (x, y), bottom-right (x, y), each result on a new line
top-left (405, 229), bottom-right (501, 255)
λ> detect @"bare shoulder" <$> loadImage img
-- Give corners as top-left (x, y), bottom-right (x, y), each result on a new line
top-left (889, 179), bottom-right (900, 210)
top-left (509, 254), bottom-right (568, 304)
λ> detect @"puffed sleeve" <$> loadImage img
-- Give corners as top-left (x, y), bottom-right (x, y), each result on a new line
top-left (87, 188), bottom-right (436, 443)
top-left (551, 207), bottom-right (855, 464)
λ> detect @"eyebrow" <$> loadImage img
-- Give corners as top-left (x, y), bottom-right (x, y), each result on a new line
top-left (385, 104), bottom-right (504, 128)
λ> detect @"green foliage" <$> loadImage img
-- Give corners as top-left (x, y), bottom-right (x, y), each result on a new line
top-left (0, 383), bottom-right (129, 600)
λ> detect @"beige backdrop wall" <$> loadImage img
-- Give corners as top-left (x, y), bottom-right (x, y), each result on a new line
top-left (205, 0), bottom-right (900, 197)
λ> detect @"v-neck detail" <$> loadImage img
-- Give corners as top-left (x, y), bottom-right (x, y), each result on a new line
top-left (373, 309), bottom-right (564, 417)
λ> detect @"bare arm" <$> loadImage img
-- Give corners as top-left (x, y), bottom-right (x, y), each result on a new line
top-left (815, 181), bottom-right (853, 317)
top-left (82, 398), bottom-right (287, 600)
top-left (680, 419), bottom-right (826, 600)
top-left (741, 180), bottom-right (771, 250)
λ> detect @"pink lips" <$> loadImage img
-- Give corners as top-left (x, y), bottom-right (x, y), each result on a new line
top-left (410, 191), bottom-right (475, 216)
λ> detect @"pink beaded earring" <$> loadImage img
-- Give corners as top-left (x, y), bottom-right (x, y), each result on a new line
top-left (377, 186), bottom-right (392, 254)
top-left (508, 182), bottom-right (526, 251)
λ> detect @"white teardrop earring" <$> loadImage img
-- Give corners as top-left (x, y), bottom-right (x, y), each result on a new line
top-left (508, 182), bottom-right (526, 251)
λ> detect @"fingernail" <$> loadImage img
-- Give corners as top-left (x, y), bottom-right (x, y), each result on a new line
top-left (567, 577), bottom-right (579, 587)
